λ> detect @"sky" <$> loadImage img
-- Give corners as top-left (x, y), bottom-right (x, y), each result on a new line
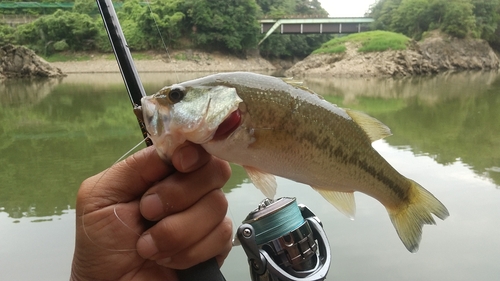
top-left (318, 0), bottom-right (377, 17)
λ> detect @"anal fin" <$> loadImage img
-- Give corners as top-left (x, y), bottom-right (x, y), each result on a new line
top-left (244, 166), bottom-right (277, 199)
top-left (313, 187), bottom-right (356, 219)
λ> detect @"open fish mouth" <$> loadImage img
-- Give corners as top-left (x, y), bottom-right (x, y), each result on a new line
top-left (213, 109), bottom-right (241, 140)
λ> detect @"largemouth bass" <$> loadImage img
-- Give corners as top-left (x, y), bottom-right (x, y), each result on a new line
top-left (140, 72), bottom-right (449, 252)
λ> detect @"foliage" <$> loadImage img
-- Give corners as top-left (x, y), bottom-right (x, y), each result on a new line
top-left (40, 53), bottom-right (91, 62)
top-left (5, 0), bottom-right (335, 57)
top-left (390, 0), bottom-right (432, 39)
top-left (73, 0), bottom-right (99, 14)
top-left (441, 0), bottom-right (476, 38)
top-left (313, 31), bottom-right (410, 54)
top-left (256, 0), bottom-right (332, 58)
top-left (0, 23), bottom-right (16, 45)
top-left (116, 0), bottom-right (187, 51)
top-left (185, 0), bottom-right (260, 53)
top-left (369, 0), bottom-right (500, 44)
top-left (52, 39), bottom-right (68, 51)
top-left (15, 10), bottom-right (100, 54)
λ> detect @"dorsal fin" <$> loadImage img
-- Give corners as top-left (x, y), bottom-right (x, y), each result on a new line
top-left (346, 109), bottom-right (392, 142)
top-left (243, 165), bottom-right (277, 199)
top-left (313, 187), bottom-right (356, 219)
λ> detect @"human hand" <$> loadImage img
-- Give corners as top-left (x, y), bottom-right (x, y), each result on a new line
top-left (71, 144), bottom-right (232, 281)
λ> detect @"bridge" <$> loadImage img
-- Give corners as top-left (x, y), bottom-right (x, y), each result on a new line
top-left (258, 17), bottom-right (374, 45)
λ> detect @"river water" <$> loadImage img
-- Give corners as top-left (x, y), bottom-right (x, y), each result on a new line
top-left (1, 71), bottom-right (499, 280)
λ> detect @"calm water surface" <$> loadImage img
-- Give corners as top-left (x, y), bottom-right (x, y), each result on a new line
top-left (1, 71), bottom-right (499, 280)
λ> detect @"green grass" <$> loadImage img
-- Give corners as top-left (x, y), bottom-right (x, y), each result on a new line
top-left (174, 53), bottom-right (187, 61)
top-left (41, 52), bottom-right (154, 62)
top-left (131, 52), bottom-right (155, 60)
top-left (41, 53), bottom-right (92, 62)
top-left (313, 31), bottom-right (410, 54)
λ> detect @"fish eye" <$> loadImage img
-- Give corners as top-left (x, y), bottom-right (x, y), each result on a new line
top-left (168, 88), bottom-right (185, 103)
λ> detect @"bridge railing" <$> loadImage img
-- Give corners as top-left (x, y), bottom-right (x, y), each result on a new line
top-left (257, 17), bottom-right (374, 45)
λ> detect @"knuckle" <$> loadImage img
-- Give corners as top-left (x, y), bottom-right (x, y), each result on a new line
top-left (207, 189), bottom-right (229, 216)
top-left (158, 219), bottom-right (184, 252)
top-left (205, 158), bottom-right (231, 189)
top-left (218, 217), bottom-right (233, 243)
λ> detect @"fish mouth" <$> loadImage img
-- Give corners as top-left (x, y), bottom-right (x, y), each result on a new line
top-left (213, 109), bottom-right (241, 140)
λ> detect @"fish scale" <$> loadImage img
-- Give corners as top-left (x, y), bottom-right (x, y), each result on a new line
top-left (140, 72), bottom-right (449, 253)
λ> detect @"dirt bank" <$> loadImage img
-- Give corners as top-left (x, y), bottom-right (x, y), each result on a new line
top-left (51, 50), bottom-right (277, 74)
top-left (286, 32), bottom-right (500, 77)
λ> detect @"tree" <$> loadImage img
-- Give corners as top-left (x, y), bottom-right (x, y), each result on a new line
top-left (0, 23), bottom-right (16, 46)
top-left (73, 0), bottom-right (98, 14)
top-left (390, 0), bottom-right (431, 38)
top-left (369, 0), bottom-right (403, 30)
top-left (185, 0), bottom-right (261, 53)
top-left (256, 0), bottom-right (331, 58)
top-left (441, 0), bottom-right (476, 38)
top-left (370, 0), bottom-right (500, 42)
top-left (15, 10), bottom-right (100, 53)
top-left (472, 0), bottom-right (500, 40)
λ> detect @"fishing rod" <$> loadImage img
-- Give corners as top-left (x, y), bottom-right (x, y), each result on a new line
top-left (95, 0), bottom-right (225, 280)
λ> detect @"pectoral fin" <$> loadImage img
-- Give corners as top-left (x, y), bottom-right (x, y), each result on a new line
top-left (313, 187), bottom-right (356, 219)
top-left (345, 109), bottom-right (392, 142)
top-left (244, 165), bottom-right (277, 199)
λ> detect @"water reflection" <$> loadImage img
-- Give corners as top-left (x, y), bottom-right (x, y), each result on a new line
top-left (305, 71), bottom-right (500, 187)
top-left (306, 71), bottom-right (498, 105)
top-left (1, 71), bottom-right (499, 280)
top-left (0, 77), bottom-right (63, 106)
top-left (1, 71), bottom-right (499, 220)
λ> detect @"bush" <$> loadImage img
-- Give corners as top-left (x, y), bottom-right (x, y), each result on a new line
top-left (15, 10), bottom-right (100, 53)
top-left (53, 40), bottom-right (69, 51)
top-left (369, 0), bottom-right (500, 43)
top-left (0, 23), bottom-right (16, 45)
top-left (186, 0), bottom-right (260, 53)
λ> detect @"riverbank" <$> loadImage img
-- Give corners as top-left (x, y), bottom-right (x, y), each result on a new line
top-left (50, 50), bottom-right (277, 74)
top-left (286, 31), bottom-right (500, 77)
top-left (4, 31), bottom-right (499, 78)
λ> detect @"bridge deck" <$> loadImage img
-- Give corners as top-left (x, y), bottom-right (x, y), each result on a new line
top-left (257, 17), bottom-right (373, 45)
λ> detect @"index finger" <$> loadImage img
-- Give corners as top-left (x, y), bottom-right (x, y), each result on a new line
top-left (77, 145), bottom-right (173, 211)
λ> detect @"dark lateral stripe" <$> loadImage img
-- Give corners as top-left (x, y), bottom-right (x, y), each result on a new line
top-left (333, 146), bottom-right (408, 201)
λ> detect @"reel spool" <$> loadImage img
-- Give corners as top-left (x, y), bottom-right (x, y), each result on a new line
top-left (236, 197), bottom-right (331, 281)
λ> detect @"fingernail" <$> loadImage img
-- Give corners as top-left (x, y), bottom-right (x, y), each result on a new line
top-left (137, 233), bottom-right (159, 258)
top-left (179, 145), bottom-right (199, 171)
top-left (156, 257), bottom-right (172, 266)
top-left (141, 193), bottom-right (163, 220)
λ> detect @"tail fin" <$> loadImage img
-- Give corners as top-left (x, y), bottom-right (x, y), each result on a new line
top-left (388, 180), bottom-right (449, 253)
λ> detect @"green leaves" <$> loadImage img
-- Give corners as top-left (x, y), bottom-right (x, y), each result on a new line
top-left (15, 10), bottom-right (99, 54)
top-left (186, 0), bottom-right (260, 53)
top-left (370, 0), bottom-right (500, 43)
top-left (256, 0), bottom-right (331, 58)
top-left (441, 0), bottom-right (476, 38)
top-left (0, 23), bottom-right (16, 45)
top-left (5, 0), bottom-right (334, 57)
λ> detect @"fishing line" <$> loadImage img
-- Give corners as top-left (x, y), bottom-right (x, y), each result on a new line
top-left (145, 0), bottom-right (180, 83)
top-left (143, 0), bottom-right (243, 233)
top-left (244, 198), bottom-right (305, 245)
top-left (84, 1), bottom-right (183, 252)
top-left (82, 137), bottom-right (152, 252)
